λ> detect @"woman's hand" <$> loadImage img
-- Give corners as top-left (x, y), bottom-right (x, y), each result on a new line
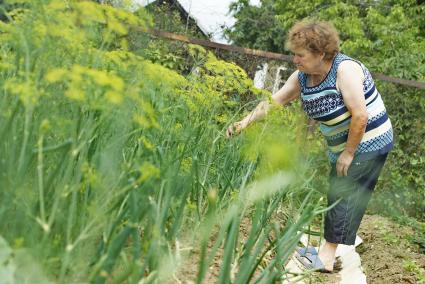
top-left (226, 121), bottom-right (245, 138)
top-left (336, 150), bottom-right (355, 176)
top-left (225, 71), bottom-right (301, 139)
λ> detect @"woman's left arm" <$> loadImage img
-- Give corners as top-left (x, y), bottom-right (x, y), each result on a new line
top-left (336, 61), bottom-right (368, 176)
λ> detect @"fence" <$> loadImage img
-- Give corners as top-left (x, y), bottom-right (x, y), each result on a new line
top-left (142, 29), bottom-right (425, 90)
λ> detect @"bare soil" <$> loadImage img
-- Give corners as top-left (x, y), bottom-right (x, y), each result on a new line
top-left (176, 217), bottom-right (256, 283)
top-left (305, 214), bottom-right (425, 284)
top-left (357, 215), bottom-right (425, 284)
top-left (175, 214), bottom-right (425, 283)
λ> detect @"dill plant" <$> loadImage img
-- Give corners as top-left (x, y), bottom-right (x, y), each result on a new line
top-left (0, 1), bottom-right (324, 283)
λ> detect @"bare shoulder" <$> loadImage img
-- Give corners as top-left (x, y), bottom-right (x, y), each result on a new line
top-left (286, 70), bottom-right (300, 84)
top-left (336, 60), bottom-right (365, 91)
top-left (271, 70), bottom-right (300, 105)
top-left (291, 69), bottom-right (300, 77)
top-left (337, 60), bottom-right (364, 79)
top-left (281, 70), bottom-right (301, 89)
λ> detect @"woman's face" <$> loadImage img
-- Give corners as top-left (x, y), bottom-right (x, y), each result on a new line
top-left (291, 48), bottom-right (325, 74)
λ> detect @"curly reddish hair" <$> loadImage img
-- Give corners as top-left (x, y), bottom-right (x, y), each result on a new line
top-left (286, 20), bottom-right (340, 61)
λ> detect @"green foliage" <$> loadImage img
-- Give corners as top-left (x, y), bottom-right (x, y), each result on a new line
top-left (394, 214), bottom-right (425, 253)
top-left (230, 0), bottom-right (424, 80)
top-left (129, 1), bottom-right (210, 73)
top-left (370, 83), bottom-right (425, 220)
top-left (227, 0), bottom-right (425, 220)
top-left (185, 45), bottom-right (268, 107)
top-left (143, 1), bottom-right (209, 38)
top-left (225, 0), bottom-right (286, 52)
top-left (403, 260), bottom-right (425, 283)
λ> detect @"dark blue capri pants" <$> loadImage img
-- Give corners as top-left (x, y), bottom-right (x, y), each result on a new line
top-left (324, 153), bottom-right (388, 245)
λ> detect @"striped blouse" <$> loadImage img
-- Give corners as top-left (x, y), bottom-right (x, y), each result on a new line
top-left (298, 53), bottom-right (393, 163)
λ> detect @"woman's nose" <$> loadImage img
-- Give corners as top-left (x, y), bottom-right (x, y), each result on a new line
top-left (293, 56), bottom-right (299, 64)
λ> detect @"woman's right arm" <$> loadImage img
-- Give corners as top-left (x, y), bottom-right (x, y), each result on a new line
top-left (226, 71), bottom-right (301, 137)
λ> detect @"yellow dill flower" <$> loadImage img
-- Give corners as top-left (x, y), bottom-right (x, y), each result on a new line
top-left (105, 91), bottom-right (123, 105)
top-left (139, 100), bottom-right (155, 117)
top-left (0, 62), bottom-right (14, 72)
top-left (0, 20), bottom-right (11, 32)
top-left (108, 75), bottom-right (124, 92)
top-left (45, 68), bottom-right (67, 83)
top-left (46, 1), bottom-right (68, 11)
top-left (5, 78), bottom-right (41, 107)
top-left (105, 10), bottom-right (128, 35)
top-left (7, 8), bottom-right (29, 22)
top-left (65, 88), bottom-right (85, 101)
top-left (68, 71), bottom-right (83, 84)
top-left (40, 119), bottom-right (51, 133)
top-left (120, 38), bottom-right (129, 50)
top-left (215, 114), bottom-right (228, 124)
top-left (71, 65), bottom-right (86, 75)
top-left (175, 123), bottom-right (183, 131)
top-left (86, 69), bottom-right (111, 87)
top-left (141, 60), bottom-right (187, 89)
top-left (81, 162), bottom-right (102, 188)
top-left (181, 157), bottom-right (192, 173)
top-left (33, 20), bottom-right (47, 38)
top-left (133, 114), bottom-right (150, 128)
top-left (74, 2), bottom-right (106, 24)
top-left (138, 162), bottom-right (159, 183)
top-left (139, 136), bottom-right (154, 151)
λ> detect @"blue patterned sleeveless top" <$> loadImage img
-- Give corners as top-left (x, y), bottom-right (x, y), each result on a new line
top-left (298, 53), bottom-right (394, 163)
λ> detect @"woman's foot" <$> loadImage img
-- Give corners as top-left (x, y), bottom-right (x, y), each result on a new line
top-left (318, 241), bottom-right (338, 272)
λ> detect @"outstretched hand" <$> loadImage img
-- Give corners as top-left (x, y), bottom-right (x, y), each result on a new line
top-left (226, 121), bottom-right (243, 138)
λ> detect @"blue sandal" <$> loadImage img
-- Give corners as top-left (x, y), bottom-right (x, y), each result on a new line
top-left (295, 247), bottom-right (332, 273)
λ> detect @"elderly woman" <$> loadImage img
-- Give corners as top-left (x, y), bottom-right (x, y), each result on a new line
top-left (226, 20), bottom-right (393, 272)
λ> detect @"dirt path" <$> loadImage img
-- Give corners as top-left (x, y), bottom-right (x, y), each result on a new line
top-left (357, 215), bottom-right (425, 284)
top-left (176, 214), bottom-right (425, 283)
top-left (311, 214), bottom-right (425, 284)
